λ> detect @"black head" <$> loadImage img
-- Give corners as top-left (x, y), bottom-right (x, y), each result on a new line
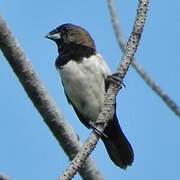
top-left (45, 23), bottom-right (96, 67)
top-left (45, 24), bottom-right (95, 48)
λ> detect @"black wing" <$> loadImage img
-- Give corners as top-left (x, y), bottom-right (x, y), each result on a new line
top-left (62, 82), bottom-right (91, 128)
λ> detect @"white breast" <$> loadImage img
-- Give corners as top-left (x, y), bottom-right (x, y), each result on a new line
top-left (59, 54), bottom-right (111, 122)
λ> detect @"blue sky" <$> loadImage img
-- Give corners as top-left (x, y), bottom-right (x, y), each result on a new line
top-left (0, 1), bottom-right (180, 180)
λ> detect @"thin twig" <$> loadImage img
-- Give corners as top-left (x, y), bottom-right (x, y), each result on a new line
top-left (107, 0), bottom-right (180, 117)
top-left (60, 0), bottom-right (149, 179)
top-left (132, 61), bottom-right (180, 116)
top-left (0, 15), bottom-right (103, 180)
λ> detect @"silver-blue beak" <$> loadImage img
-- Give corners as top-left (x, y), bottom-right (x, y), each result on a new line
top-left (45, 30), bottom-right (61, 41)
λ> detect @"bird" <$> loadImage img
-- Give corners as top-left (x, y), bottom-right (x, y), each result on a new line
top-left (45, 23), bottom-right (134, 169)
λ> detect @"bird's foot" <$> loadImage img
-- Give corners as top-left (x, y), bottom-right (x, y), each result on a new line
top-left (106, 72), bottom-right (126, 88)
top-left (89, 122), bottom-right (108, 138)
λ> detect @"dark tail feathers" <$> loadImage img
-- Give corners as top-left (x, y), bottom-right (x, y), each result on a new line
top-left (101, 114), bottom-right (134, 169)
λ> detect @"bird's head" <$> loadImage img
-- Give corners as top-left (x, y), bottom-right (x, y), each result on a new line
top-left (45, 23), bottom-right (96, 51)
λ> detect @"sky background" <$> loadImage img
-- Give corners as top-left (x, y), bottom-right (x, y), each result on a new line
top-left (0, 0), bottom-right (180, 180)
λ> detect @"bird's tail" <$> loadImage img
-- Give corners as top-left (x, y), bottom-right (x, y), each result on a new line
top-left (101, 113), bottom-right (134, 169)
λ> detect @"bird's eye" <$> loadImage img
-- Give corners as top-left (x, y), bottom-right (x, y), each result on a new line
top-left (64, 26), bottom-right (69, 31)
top-left (60, 29), bottom-right (69, 39)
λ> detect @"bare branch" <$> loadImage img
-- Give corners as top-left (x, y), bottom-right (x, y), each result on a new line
top-left (107, 0), bottom-right (180, 117)
top-left (0, 174), bottom-right (10, 180)
top-left (0, 15), bottom-right (103, 180)
top-left (60, 0), bottom-right (149, 179)
top-left (132, 61), bottom-right (180, 116)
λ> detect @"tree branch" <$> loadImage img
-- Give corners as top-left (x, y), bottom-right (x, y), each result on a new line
top-left (107, 0), bottom-right (180, 117)
top-left (0, 174), bottom-right (10, 180)
top-left (0, 15), bottom-right (103, 180)
top-left (60, 0), bottom-right (149, 179)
